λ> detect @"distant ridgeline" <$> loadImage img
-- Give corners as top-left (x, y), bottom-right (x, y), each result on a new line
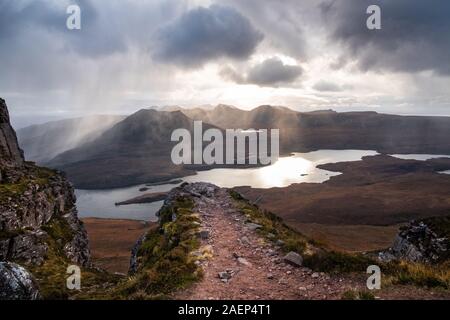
top-left (18, 104), bottom-right (450, 189)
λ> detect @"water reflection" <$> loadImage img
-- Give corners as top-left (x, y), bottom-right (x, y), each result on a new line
top-left (75, 149), bottom-right (378, 220)
top-left (390, 154), bottom-right (450, 161)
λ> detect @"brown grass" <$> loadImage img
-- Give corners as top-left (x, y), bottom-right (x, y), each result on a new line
top-left (82, 218), bottom-right (153, 274)
top-left (288, 222), bottom-right (401, 252)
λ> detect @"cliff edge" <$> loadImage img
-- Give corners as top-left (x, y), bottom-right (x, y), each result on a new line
top-left (0, 98), bottom-right (90, 300)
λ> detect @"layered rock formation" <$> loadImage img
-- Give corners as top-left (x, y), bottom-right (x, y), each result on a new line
top-left (0, 98), bottom-right (90, 299)
top-left (380, 216), bottom-right (449, 263)
top-left (0, 98), bottom-right (24, 182)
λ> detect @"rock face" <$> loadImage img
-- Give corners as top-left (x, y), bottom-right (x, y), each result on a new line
top-left (0, 98), bottom-right (24, 182)
top-left (0, 262), bottom-right (40, 300)
top-left (380, 217), bottom-right (449, 263)
top-left (0, 98), bottom-right (90, 299)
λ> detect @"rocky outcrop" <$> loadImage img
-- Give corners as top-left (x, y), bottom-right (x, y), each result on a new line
top-left (379, 217), bottom-right (449, 263)
top-left (0, 98), bottom-right (24, 182)
top-left (0, 164), bottom-right (90, 268)
top-left (0, 98), bottom-right (90, 299)
top-left (0, 262), bottom-right (40, 300)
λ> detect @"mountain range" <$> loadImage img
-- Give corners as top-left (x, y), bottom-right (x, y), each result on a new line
top-left (17, 104), bottom-right (450, 189)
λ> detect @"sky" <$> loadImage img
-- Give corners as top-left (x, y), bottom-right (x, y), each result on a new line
top-left (1, 0), bottom-right (450, 128)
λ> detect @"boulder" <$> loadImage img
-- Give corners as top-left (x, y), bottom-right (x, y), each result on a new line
top-left (246, 223), bottom-right (263, 231)
top-left (283, 251), bottom-right (303, 267)
top-left (0, 262), bottom-right (40, 300)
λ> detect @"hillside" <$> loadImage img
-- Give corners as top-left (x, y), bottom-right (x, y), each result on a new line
top-left (236, 155), bottom-right (450, 251)
top-left (47, 109), bottom-right (222, 189)
top-left (96, 182), bottom-right (449, 300)
top-left (27, 105), bottom-right (450, 189)
top-left (17, 115), bottom-right (125, 164)
top-left (183, 105), bottom-right (450, 155)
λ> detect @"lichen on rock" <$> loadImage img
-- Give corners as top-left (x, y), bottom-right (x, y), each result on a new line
top-left (0, 262), bottom-right (40, 300)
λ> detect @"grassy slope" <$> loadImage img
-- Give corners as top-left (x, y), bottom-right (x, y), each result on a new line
top-left (108, 196), bottom-right (203, 299)
top-left (229, 190), bottom-right (450, 291)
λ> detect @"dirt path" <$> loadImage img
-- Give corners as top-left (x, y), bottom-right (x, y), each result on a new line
top-left (175, 185), bottom-right (362, 300)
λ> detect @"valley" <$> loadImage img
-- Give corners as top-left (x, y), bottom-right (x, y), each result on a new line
top-left (18, 105), bottom-right (450, 189)
top-left (2, 99), bottom-right (450, 300)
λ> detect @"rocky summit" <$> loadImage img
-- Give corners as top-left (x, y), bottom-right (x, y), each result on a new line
top-left (0, 98), bottom-right (90, 300)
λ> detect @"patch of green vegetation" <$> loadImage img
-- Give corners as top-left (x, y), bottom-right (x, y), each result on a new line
top-left (29, 215), bottom-right (121, 300)
top-left (27, 216), bottom-right (76, 299)
top-left (41, 216), bottom-right (74, 246)
top-left (341, 290), bottom-right (375, 300)
top-left (0, 179), bottom-right (29, 200)
top-left (303, 251), bottom-right (377, 273)
top-left (0, 166), bottom-right (56, 202)
top-left (229, 190), bottom-right (308, 254)
top-left (112, 196), bottom-right (203, 299)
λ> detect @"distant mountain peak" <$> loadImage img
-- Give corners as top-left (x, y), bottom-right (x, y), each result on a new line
top-left (0, 98), bottom-right (24, 168)
top-left (215, 104), bottom-right (239, 110)
top-left (254, 105), bottom-right (296, 113)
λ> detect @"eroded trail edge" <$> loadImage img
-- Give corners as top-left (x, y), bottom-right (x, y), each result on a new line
top-left (171, 183), bottom-right (359, 300)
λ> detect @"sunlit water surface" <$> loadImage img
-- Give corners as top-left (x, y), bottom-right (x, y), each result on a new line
top-left (76, 150), bottom-right (450, 221)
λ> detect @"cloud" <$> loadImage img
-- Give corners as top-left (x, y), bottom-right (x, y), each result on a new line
top-left (322, 0), bottom-right (450, 75)
top-left (153, 5), bottom-right (264, 68)
top-left (219, 0), bottom-right (318, 60)
top-left (313, 80), bottom-right (350, 92)
top-left (0, 0), bottom-right (130, 58)
top-left (247, 58), bottom-right (303, 86)
top-left (219, 66), bottom-right (246, 84)
top-left (220, 57), bottom-right (303, 87)
top-left (0, 0), bottom-right (187, 96)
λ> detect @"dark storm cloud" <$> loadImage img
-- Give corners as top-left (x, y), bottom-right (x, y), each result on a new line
top-left (322, 0), bottom-right (450, 74)
top-left (0, 0), bottom-right (125, 57)
top-left (221, 57), bottom-right (303, 87)
top-left (247, 58), bottom-right (302, 86)
top-left (220, 0), bottom-right (314, 60)
top-left (153, 5), bottom-right (264, 67)
top-left (0, 0), bottom-right (187, 94)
